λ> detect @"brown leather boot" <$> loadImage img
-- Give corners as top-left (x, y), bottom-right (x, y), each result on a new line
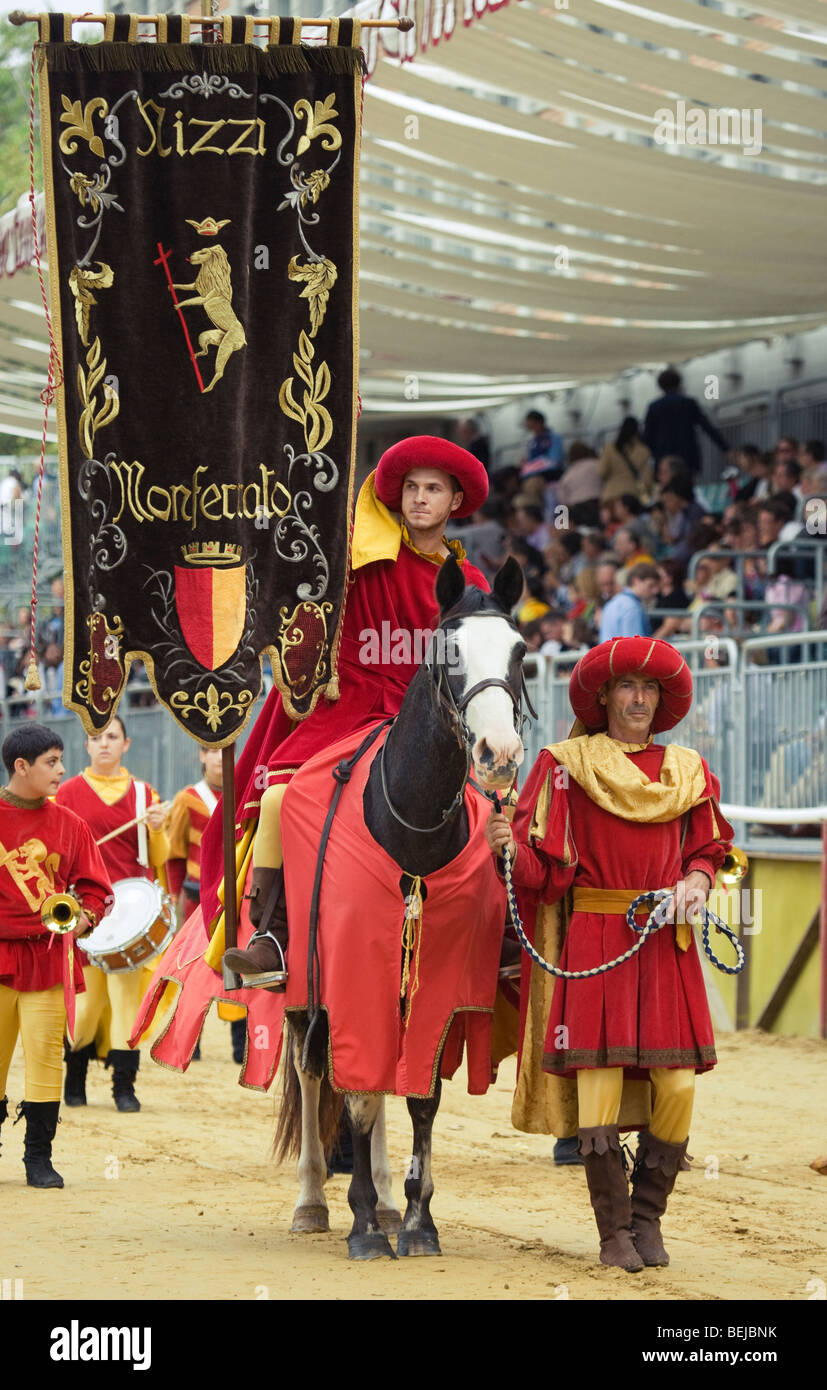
top-left (579, 1125), bottom-right (644, 1272)
top-left (630, 1132), bottom-right (691, 1267)
top-left (223, 866), bottom-right (288, 991)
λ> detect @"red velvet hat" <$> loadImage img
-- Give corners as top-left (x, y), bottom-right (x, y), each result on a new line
top-left (569, 637), bottom-right (693, 734)
top-left (375, 436), bottom-right (488, 518)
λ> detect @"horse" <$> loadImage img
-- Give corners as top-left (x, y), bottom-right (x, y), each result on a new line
top-left (273, 554), bottom-right (527, 1259)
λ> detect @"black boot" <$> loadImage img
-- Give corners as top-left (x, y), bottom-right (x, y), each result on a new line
top-left (108, 1049), bottom-right (141, 1113)
top-left (223, 865), bottom-right (288, 991)
top-left (16, 1100), bottom-right (64, 1188)
top-left (0, 1095), bottom-right (7, 1159)
top-left (230, 1016), bottom-right (246, 1064)
top-left (64, 1040), bottom-right (96, 1107)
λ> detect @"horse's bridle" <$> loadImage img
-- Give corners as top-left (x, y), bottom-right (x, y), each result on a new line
top-left (378, 606), bottom-right (536, 835)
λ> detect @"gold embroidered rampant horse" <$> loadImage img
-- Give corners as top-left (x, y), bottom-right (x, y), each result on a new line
top-left (173, 245), bottom-right (247, 393)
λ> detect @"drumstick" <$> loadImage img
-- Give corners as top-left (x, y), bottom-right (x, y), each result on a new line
top-left (95, 801), bottom-right (173, 847)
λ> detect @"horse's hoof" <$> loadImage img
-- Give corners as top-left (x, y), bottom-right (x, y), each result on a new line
top-left (347, 1231), bottom-right (397, 1261)
top-left (377, 1206), bottom-right (402, 1235)
top-left (290, 1204), bottom-right (329, 1234)
top-left (397, 1229), bottom-right (441, 1257)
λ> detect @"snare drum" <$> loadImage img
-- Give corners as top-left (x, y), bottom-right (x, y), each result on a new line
top-left (78, 877), bottom-right (175, 974)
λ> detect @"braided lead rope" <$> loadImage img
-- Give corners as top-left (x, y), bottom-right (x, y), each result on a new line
top-left (701, 908), bottom-right (746, 975)
top-left (500, 845), bottom-right (673, 979)
top-left (501, 848), bottom-right (745, 978)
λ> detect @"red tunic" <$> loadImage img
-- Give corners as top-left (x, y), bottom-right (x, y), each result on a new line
top-left (0, 797), bottom-right (111, 993)
top-left (55, 775), bottom-right (158, 885)
top-left (508, 745), bottom-right (733, 1079)
top-left (199, 542), bottom-right (489, 923)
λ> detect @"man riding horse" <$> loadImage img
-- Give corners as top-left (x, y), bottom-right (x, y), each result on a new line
top-left (198, 436), bottom-right (490, 988)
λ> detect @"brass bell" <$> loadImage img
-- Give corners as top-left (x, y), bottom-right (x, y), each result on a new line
top-left (719, 846), bottom-right (749, 888)
top-left (41, 892), bottom-right (82, 935)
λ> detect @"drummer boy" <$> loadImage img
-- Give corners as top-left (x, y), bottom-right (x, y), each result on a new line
top-left (56, 716), bottom-right (169, 1113)
top-left (0, 724), bottom-right (111, 1187)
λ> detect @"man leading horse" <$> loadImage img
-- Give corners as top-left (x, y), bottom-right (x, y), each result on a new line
top-left (486, 636), bottom-right (734, 1273)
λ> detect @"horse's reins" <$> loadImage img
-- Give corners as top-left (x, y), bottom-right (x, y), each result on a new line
top-left (378, 608), bottom-right (534, 835)
top-left (491, 790), bottom-right (746, 978)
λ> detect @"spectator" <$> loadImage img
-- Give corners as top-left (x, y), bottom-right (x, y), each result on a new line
top-left (655, 453), bottom-right (692, 491)
top-left (799, 439), bottom-right (825, 470)
top-left (772, 457), bottom-right (803, 513)
top-left (520, 410), bottom-right (564, 481)
top-left (598, 416), bottom-right (653, 504)
top-left (652, 559), bottom-right (691, 641)
top-left (612, 524), bottom-right (656, 574)
top-left (735, 445), bottom-right (771, 503)
top-left (512, 499), bottom-right (552, 552)
top-left (556, 441), bottom-right (602, 527)
top-left (598, 562), bottom-right (660, 640)
top-left (566, 567), bottom-right (600, 628)
top-left (801, 462), bottom-right (827, 499)
top-left (580, 531), bottom-right (606, 568)
top-left (658, 478), bottom-right (706, 566)
top-left (456, 418), bottom-right (491, 472)
top-left (642, 367), bottom-right (731, 477)
top-left (454, 498), bottom-right (507, 584)
top-left (596, 559), bottom-right (620, 604)
top-left (537, 610), bottom-right (568, 658)
top-left (774, 435), bottom-right (798, 466)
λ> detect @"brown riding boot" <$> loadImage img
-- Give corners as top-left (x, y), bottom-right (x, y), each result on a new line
top-left (630, 1132), bottom-right (691, 1267)
top-left (579, 1125), bottom-right (644, 1272)
top-left (223, 865), bottom-right (288, 991)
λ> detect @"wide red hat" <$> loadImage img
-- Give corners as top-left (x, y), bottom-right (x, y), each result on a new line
top-left (375, 436), bottom-right (488, 518)
top-left (569, 637), bottom-right (693, 734)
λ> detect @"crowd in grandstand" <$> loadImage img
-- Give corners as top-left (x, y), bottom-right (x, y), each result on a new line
top-left (451, 374), bottom-right (827, 666)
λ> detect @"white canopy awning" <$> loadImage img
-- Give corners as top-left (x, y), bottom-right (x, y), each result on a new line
top-left (2, 0), bottom-right (825, 432)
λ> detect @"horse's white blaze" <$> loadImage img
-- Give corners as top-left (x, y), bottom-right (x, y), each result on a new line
top-left (294, 1046), bottom-right (328, 1213)
top-left (453, 616), bottom-right (524, 786)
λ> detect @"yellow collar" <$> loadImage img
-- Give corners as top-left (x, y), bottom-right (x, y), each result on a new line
top-left (351, 470), bottom-right (466, 569)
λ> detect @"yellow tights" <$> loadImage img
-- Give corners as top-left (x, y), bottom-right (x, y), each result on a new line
top-left (0, 983), bottom-right (65, 1103)
top-left (577, 1066), bottom-right (695, 1144)
top-left (70, 966), bottom-right (144, 1054)
top-left (253, 783), bottom-right (288, 870)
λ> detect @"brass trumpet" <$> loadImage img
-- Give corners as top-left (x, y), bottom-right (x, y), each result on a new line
top-left (41, 892), bottom-right (82, 936)
top-left (719, 846), bottom-right (749, 888)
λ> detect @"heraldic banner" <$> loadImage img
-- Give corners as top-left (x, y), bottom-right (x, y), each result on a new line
top-left (37, 13), bottom-right (364, 744)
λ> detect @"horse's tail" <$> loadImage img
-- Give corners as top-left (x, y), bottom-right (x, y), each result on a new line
top-left (273, 1013), bottom-right (344, 1164)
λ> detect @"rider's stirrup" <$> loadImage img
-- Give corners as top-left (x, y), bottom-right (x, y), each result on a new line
top-left (238, 928), bottom-right (288, 991)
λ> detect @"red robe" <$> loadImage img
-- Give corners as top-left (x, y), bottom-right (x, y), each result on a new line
top-left (199, 542), bottom-right (488, 923)
top-left (55, 775), bottom-right (160, 886)
top-left (0, 797), bottom-right (111, 995)
top-left (132, 725), bottom-right (505, 1096)
top-left (508, 745), bottom-right (733, 1079)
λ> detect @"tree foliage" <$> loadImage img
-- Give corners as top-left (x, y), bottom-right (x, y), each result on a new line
top-left (0, 21), bottom-right (35, 217)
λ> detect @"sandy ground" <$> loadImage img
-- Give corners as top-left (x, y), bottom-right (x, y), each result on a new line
top-left (3, 1016), bottom-right (826, 1302)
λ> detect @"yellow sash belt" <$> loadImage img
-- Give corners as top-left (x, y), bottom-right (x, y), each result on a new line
top-left (571, 886), bottom-right (690, 950)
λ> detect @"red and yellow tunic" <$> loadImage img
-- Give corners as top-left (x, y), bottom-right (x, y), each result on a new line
top-left (508, 739), bottom-right (733, 1079)
top-left (55, 770), bottom-right (167, 885)
top-left (166, 780), bottom-right (218, 921)
top-left (0, 792), bottom-right (111, 993)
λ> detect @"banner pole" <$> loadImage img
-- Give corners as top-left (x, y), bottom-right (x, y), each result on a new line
top-left (221, 742), bottom-right (241, 990)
